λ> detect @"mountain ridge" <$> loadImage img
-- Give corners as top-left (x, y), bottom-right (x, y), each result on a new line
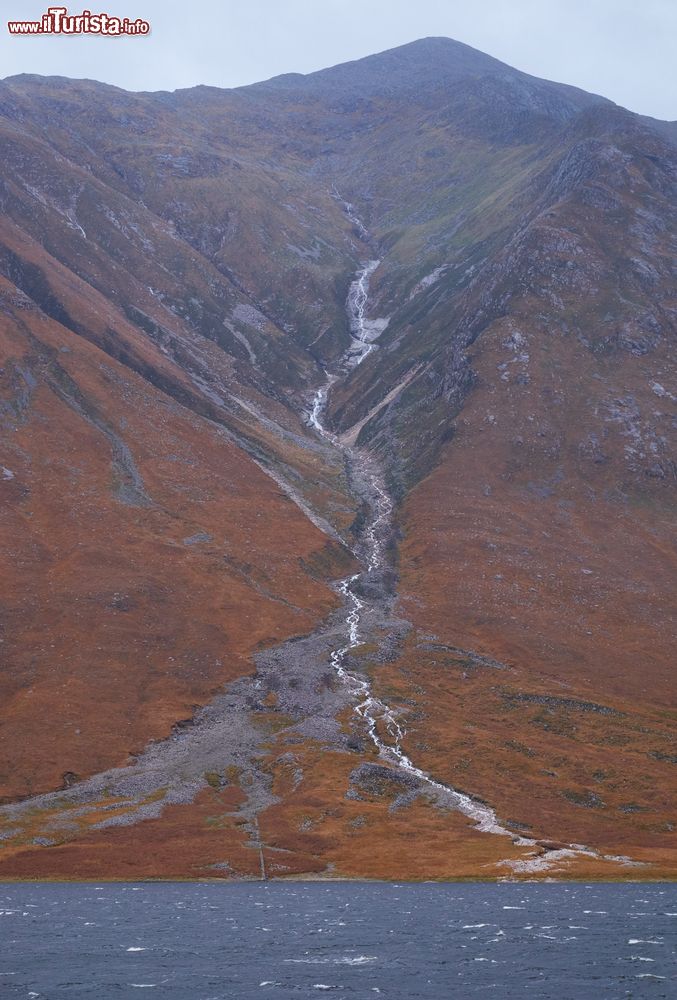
top-left (5, 34), bottom-right (673, 124)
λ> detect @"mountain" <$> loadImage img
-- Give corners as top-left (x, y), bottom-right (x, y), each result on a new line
top-left (0, 38), bottom-right (675, 880)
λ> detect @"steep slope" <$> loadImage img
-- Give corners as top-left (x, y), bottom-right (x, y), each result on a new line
top-left (0, 273), bottom-right (355, 803)
top-left (0, 38), bottom-right (675, 878)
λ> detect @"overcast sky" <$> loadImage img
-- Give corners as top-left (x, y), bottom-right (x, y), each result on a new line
top-left (2, 0), bottom-right (675, 119)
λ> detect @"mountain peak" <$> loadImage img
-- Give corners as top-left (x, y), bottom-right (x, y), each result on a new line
top-left (242, 35), bottom-right (607, 117)
top-left (244, 35), bottom-right (510, 99)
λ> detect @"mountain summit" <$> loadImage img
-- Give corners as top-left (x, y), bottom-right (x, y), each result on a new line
top-left (248, 36), bottom-right (608, 115)
top-left (253, 36), bottom-right (516, 93)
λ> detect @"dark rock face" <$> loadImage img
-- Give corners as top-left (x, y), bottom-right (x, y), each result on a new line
top-left (349, 763), bottom-right (420, 798)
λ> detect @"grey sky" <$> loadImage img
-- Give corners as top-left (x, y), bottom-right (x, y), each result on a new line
top-left (2, 0), bottom-right (675, 119)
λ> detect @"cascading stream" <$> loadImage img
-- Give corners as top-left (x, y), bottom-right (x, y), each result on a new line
top-left (308, 253), bottom-right (517, 839)
top-left (306, 218), bottom-right (639, 872)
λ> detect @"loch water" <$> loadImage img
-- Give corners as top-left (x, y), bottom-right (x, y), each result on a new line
top-left (1, 881), bottom-right (675, 998)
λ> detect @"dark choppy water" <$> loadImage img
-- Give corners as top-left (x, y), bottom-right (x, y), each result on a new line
top-left (0, 881), bottom-right (675, 998)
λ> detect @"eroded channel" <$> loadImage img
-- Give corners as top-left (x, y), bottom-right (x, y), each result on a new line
top-left (304, 236), bottom-right (641, 875)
